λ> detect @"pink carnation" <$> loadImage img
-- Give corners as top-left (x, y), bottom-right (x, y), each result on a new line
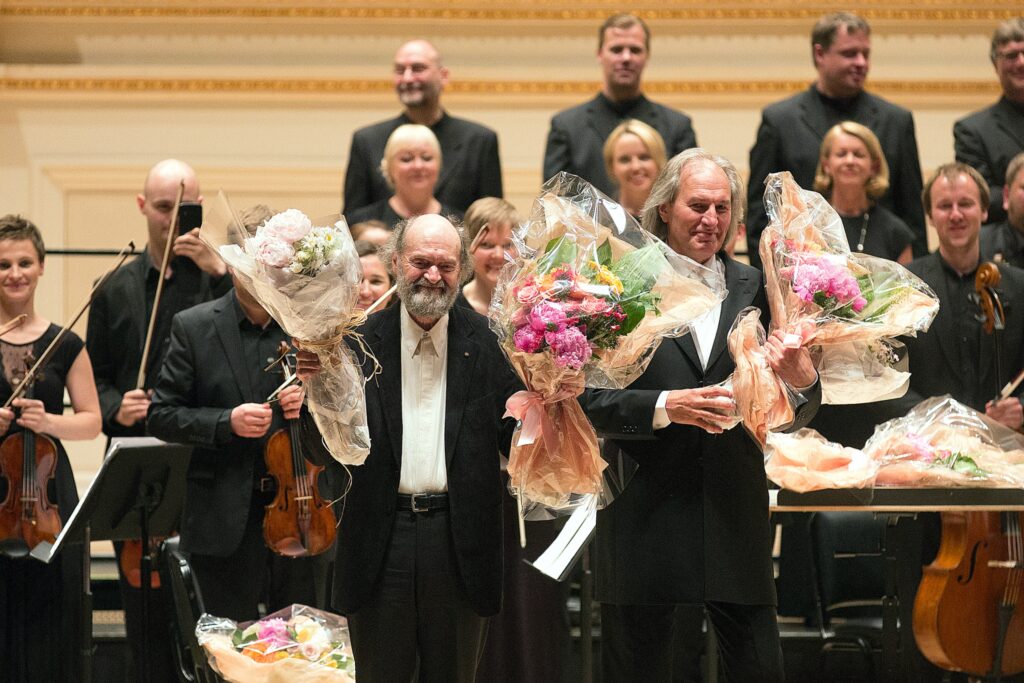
top-left (256, 237), bottom-right (294, 268)
top-left (577, 295), bottom-right (611, 316)
top-left (256, 618), bottom-right (290, 649)
top-left (546, 325), bottom-right (592, 369)
top-left (784, 256), bottom-right (864, 312)
top-left (262, 209), bottom-right (312, 244)
top-left (527, 301), bottom-right (567, 333)
top-left (513, 326), bottom-right (544, 353)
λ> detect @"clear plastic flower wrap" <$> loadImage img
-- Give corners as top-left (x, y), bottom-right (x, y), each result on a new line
top-left (764, 428), bottom-right (879, 492)
top-left (864, 396), bottom-right (1024, 488)
top-left (196, 604), bottom-right (356, 682)
top-left (200, 193), bottom-right (371, 465)
top-left (725, 306), bottom-right (797, 447)
top-left (490, 172), bottom-right (727, 514)
top-left (758, 173), bottom-right (939, 394)
top-left (817, 339), bottom-right (910, 405)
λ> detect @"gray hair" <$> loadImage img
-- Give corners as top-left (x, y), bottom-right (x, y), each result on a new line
top-left (991, 18), bottom-right (1024, 64)
top-left (640, 148), bottom-right (744, 250)
top-left (379, 213), bottom-right (472, 286)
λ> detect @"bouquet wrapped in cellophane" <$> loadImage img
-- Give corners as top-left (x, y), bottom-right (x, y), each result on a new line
top-left (200, 193), bottom-right (370, 465)
top-left (196, 604), bottom-right (355, 682)
top-left (760, 172), bottom-right (939, 347)
top-left (726, 307), bottom-right (797, 447)
top-left (763, 396), bottom-right (1024, 491)
top-left (490, 173), bottom-right (727, 514)
top-left (865, 396), bottom-right (1024, 488)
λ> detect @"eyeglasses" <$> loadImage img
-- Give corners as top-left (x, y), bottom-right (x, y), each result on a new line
top-left (996, 48), bottom-right (1024, 62)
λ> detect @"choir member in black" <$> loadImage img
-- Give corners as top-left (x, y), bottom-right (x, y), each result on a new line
top-left (0, 214), bottom-right (102, 682)
top-left (457, 198), bottom-right (573, 682)
top-left (345, 124), bottom-right (463, 230)
top-left (147, 270), bottom-right (317, 621)
top-left (355, 240), bottom-right (394, 312)
top-left (603, 119), bottom-right (667, 220)
top-left (85, 158), bottom-right (230, 682)
top-left (981, 151), bottom-right (1024, 268)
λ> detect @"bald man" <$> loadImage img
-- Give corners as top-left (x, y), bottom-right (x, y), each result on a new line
top-left (298, 215), bottom-right (520, 683)
top-left (342, 40), bottom-right (503, 215)
top-left (85, 158), bottom-right (231, 683)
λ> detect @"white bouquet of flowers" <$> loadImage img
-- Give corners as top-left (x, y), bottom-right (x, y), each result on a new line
top-left (201, 194), bottom-right (370, 465)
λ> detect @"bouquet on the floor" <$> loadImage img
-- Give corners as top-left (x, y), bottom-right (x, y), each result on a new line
top-left (490, 172), bottom-right (726, 513)
top-left (726, 307), bottom-right (797, 447)
top-left (757, 172), bottom-right (938, 406)
top-left (201, 194), bottom-right (371, 465)
top-left (196, 604), bottom-right (356, 682)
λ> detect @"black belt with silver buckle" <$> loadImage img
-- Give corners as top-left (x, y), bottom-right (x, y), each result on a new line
top-left (397, 493), bottom-right (449, 512)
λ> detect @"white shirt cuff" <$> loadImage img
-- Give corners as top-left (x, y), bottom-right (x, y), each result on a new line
top-left (653, 391), bottom-right (671, 430)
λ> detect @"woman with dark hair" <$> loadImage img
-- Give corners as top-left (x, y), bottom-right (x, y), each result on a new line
top-left (0, 214), bottom-right (102, 682)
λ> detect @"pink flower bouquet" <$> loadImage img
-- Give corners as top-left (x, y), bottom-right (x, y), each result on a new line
top-left (196, 604), bottom-right (356, 682)
top-left (491, 173), bottom-right (726, 512)
top-left (200, 193), bottom-right (370, 465)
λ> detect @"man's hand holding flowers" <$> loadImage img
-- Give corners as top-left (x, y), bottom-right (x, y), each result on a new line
top-left (763, 329), bottom-right (818, 390)
top-left (664, 385), bottom-right (736, 434)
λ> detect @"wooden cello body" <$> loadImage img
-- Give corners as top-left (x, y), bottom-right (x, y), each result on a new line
top-left (913, 511), bottom-right (1024, 676)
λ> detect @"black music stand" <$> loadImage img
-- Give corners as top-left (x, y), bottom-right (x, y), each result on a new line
top-left (31, 437), bottom-right (191, 683)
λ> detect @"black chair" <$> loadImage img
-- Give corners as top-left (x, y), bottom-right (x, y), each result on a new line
top-left (160, 537), bottom-right (223, 683)
top-left (808, 511), bottom-right (887, 682)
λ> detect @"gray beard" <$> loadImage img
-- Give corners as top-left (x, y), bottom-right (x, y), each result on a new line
top-left (398, 276), bottom-right (457, 320)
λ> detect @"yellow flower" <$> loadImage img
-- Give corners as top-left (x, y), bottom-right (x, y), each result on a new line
top-left (324, 659), bottom-right (339, 668)
top-left (589, 261), bottom-right (623, 294)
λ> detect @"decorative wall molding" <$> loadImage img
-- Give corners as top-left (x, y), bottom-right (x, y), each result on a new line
top-left (2, 2), bottom-right (1021, 23)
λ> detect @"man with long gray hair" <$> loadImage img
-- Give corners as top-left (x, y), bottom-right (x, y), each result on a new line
top-left (581, 149), bottom-right (821, 681)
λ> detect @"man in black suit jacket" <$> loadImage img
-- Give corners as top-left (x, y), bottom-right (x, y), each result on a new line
top-left (954, 18), bottom-right (1024, 224)
top-left (85, 158), bottom-right (229, 683)
top-left (543, 13), bottom-right (697, 196)
top-left (903, 162), bottom-right (1024, 423)
top-left (580, 150), bottom-right (821, 682)
top-left (981, 152), bottom-right (1024, 267)
top-left (148, 284), bottom-right (318, 621)
top-left (299, 214), bottom-right (520, 683)
top-left (747, 12), bottom-right (925, 266)
top-left (343, 40), bottom-right (502, 215)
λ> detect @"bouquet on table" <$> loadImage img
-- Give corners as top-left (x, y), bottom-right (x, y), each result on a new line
top-left (762, 396), bottom-right (1024, 491)
top-left (201, 194), bottom-right (371, 465)
top-left (490, 172), bottom-right (726, 514)
top-left (757, 172), bottom-right (939, 405)
top-left (197, 604), bottom-right (355, 682)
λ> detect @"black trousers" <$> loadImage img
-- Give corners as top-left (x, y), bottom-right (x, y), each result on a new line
top-left (601, 601), bottom-right (784, 683)
top-left (188, 497), bottom-right (319, 623)
top-left (347, 508), bottom-right (487, 683)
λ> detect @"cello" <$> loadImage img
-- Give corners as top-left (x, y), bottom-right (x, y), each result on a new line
top-left (912, 262), bottom-right (1024, 679)
top-left (262, 341), bottom-right (335, 557)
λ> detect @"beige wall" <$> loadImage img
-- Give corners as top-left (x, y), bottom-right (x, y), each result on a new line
top-left (0, 1), bottom-right (1017, 492)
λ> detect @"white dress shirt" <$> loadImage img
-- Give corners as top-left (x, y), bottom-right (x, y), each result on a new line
top-left (398, 305), bottom-right (449, 493)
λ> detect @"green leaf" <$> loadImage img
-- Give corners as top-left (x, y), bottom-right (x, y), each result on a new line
top-left (619, 300), bottom-right (647, 335)
top-left (537, 236), bottom-right (578, 274)
top-left (611, 244), bottom-right (669, 293)
top-left (596, 239), bottom-right (613, 267)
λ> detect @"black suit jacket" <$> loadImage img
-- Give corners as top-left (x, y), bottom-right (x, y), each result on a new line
top-left (543, 93), bottom-right (697, 197)
top-left (306, 304), bottom-right (520, 617)
top-left (899, 253), bottom-right (1024, 412)
top-left (747, 86), bottom-right (925, 265)
top-left (86, 249), bottom-right (231, 438)
top-left (955, 97), bottom-right (1024, 224)
top-left (147, 292), bottom-right (289, 558)
top-left (343, 112), bottom-right (503, 214)
top-left (579, 256), bottom-right (821, 606)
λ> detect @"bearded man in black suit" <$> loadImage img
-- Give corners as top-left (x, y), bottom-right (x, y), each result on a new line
top-left (746, 12), bottom-right (925, 266)
top-left (342, 40), bottom-right (503, 215)
top-left (580, 149), bottom-right (821, 682)
top-left (299, 214), bottom-right (520, 683)
top-left (955, 18), bottom-right (1024, 225)
top-left (543, 13), bottom-right (697, 196)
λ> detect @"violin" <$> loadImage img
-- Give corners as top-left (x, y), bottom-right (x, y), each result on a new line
top-left (912, 262), bottom-right (1024, 679)
top-left (0, 353), bottom-right (61, 555)
top-left (262, 341), bottom-right (335, 557)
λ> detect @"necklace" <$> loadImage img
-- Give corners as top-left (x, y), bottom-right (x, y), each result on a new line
top-left (856, 211), bottom-right (870, 252)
